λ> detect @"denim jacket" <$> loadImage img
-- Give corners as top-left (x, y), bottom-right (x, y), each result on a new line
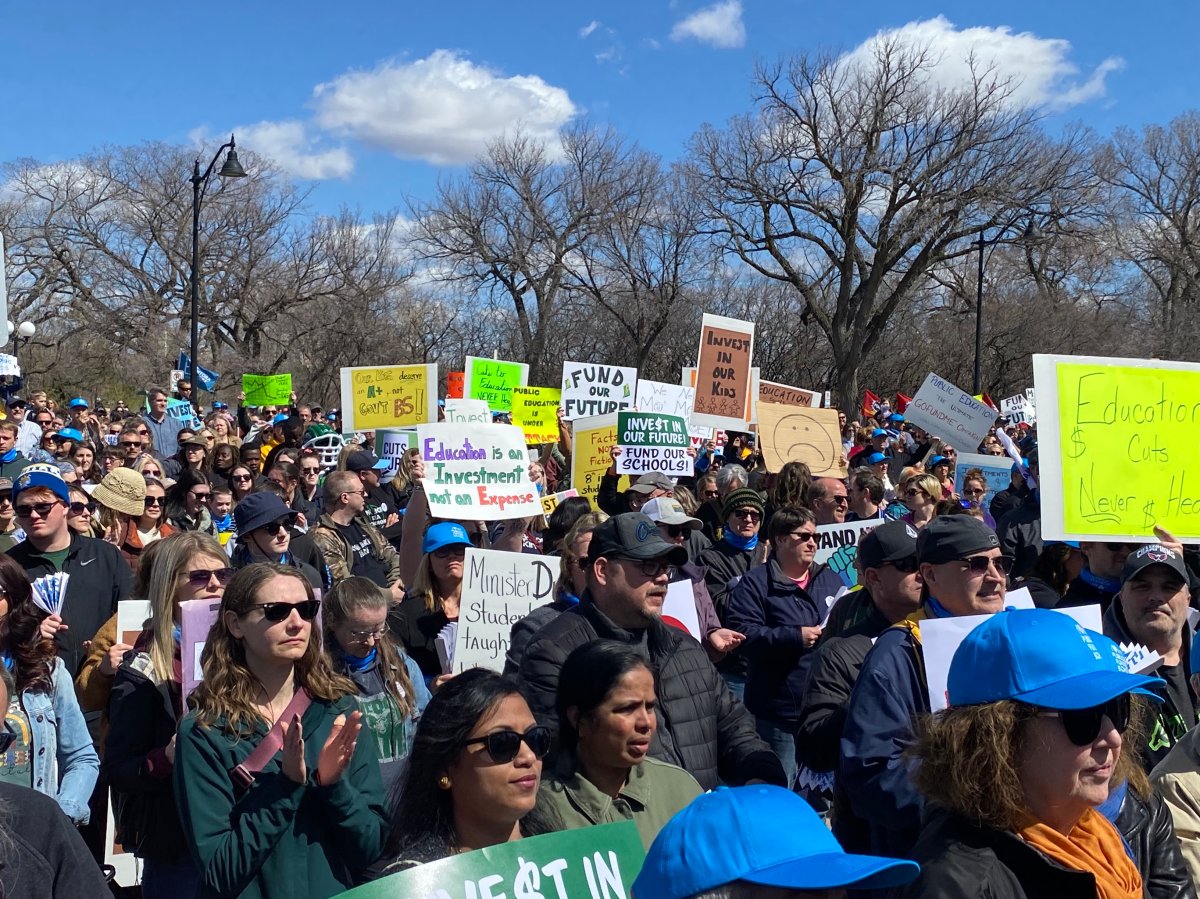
top-left (19, 657), bottom-right (100, 824)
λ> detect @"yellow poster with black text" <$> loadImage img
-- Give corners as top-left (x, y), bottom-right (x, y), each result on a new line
top-left (339, 364), bottom-right (438, 431)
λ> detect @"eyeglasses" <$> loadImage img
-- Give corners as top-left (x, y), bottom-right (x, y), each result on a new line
top-left (185, 567), bottom-right (234, 589)
top-left (702, 490), bottom-right (719, 498)
top-left (659, 524), bottom-right (690, 539)
top-left (137, 429), bottom-right (150, 437)
top-left (301, 467), bottom-right (321, 475)
top-left (962, 487), bottom-right (986, 497)
top-left (15, 501), bottom-right (60, 518)
top-left (433, 545), bottom-right (467, 559)
top-left (956, 555), bottom-right (1014, 576)
top-left (884, 557), bottom-right (921, 574)
top-left (783, 530), bottom-right (818, 544)
top-left (1035, 695), bottom-right (1130, 746)
top-left (189, 491), bottom-right (211, 501)
top-left (232, 474), bottom-right (252, 482)
top-left (731, 508), bottom-right (761, 521)
top-left (464, 725), bottom-right (552, 763)
top-left (0, 721), bottom-right (14, 754)
top-left (624, 558), bottom-right (675, 579)
top-left (829, 495), bottom-right (849, 505)
top-left (904, 488), bottom-right (926, 499)
top-left (68, 502), bottom-right (97, 515)
top-left (258, 519), bottom-right (292, 536)
top-left (144, 496), bottom-right (164, 507)
top-left (246, 599), bottom-right (321, 623)
top-left (143, 469), bottom-right (162, 477)
top-left (120, 441), bottom-right (142, 449)
top-left (347, 625), bottom-right (389, 642)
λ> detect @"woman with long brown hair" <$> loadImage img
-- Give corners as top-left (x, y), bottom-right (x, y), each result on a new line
top-left (173, 562), bottom-right (386, 899)
top-left (0, 554), bottom-right (98, 824)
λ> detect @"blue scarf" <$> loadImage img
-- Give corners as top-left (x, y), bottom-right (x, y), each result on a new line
top-left (0, 449), bottom-right (16, 464)
top-left (338, 647), bottom-right (377, 673)
top-left (926, 597), bottom-right (954, 619)
top-left (1079, 566), bottom-right (1122, 595)
top-left (724, 530), bottom-right (759, 552)
top-left (172, 624), bottom-right (182, 644)
top-left (0, 653), bottom-right (11, 672)
top-left (561, 590), bottom-right (580, 607)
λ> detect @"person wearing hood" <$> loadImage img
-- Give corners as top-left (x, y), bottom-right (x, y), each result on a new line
top-left (229, 492), bottom-right (323, 592)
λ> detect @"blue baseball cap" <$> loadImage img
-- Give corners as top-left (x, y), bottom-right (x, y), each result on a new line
top-left (871, 428), bottom-right (888, 438)
top-left (929, 454), bottom-right (948, 467)
top-left (271, 413), bottom-right (289, 425)
top-left (55, 427), bottom-right (84, 442)
top-left (212, 401), bottom-right (228, 410)
top-left (889, 413), bottom-right (905, 422)
top-left (866, 452), bottom-right (888, 465)
top-left (67, 397), bottom-right (88, 409)
top-left (634, 786), bottom-right (918, 898)
top-left (12, 463), bottom-right (70, 503)
top-left (947, 608), bottom-right (1165, 710)
top-left (422, 522), bottom-right (473, 555)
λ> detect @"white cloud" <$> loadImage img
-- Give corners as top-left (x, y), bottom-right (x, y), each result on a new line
top-left (579, 20), bottom-right (600, 38)
top-left (843, 16), bottom-right (1124, 111)
top-left (311, 51), bottom-right (578, 166)
top-left (670, 1), bottom-right (746, 49)
top-left (225, 121), bottom-right (354, 180)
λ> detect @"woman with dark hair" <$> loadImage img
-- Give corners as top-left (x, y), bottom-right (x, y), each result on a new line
top-left (376, 668), bottom-right (552, 872)
top-left (323, 577), bottom-right (430, 792)
top-left (65, 483), bottom-right (101, 538)
top-left (209, 442), bottom-right (238, 490)
top-left (764, 460), bottom-right (811, 531)
top-left (0, 554), bottom-right (99, 824)
top-left (229, 464), bottom-right (256, 504)
top-left (538, 641), bottom-right (701, 849)
top-left (540, 495), bottom-right (592, 558)
top-left (1016, 542), bottom-right (1088, 609)
top-left (69, 443), bottom-right (101, 485)
top-left (165, 469), bottom-right (216, 535)
top-left (173, 563), bottom-right (386, 899)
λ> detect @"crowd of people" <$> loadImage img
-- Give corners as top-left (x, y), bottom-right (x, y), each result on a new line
top-left (1, 381), bottom-right (1199, 899)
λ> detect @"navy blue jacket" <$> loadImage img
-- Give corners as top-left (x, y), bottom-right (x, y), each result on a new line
top-left (839, 614), bottom-right (930, 858)
top-left (725, 558), bottom-right (844, 723)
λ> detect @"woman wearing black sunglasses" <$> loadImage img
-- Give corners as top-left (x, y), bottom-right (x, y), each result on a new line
top-left (375, 668), bottom-right (556, 873)
top-left (104, 532), bottom-right (229, 898)
top-left (899, 608), bottom-right (1191, 899)
top-left (174, 562), bottom-right (386, 899)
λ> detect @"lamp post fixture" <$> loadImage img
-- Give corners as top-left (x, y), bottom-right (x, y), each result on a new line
top-left (973, 221), bottom-right (1040, 395)
top-left (189, 135), bottom-right (247, 396)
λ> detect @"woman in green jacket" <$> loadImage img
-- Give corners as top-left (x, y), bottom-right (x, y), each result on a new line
top-left (173, 562), bottom-right (387, 899)
top-left (538, 640), bottom-right (702, 849)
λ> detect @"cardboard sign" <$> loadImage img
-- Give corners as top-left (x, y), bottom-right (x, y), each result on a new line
top-left (446, 370), bottom-right (465, 399)
top-left (759, 379), bottom-right (820, 409)
top-left (453, 548), bottom-right (557, 673)
top-left (541, 488), bottom-right (579, 518)
top-left (681, 365), bottom-right (757, 433)
top-left (1033, 353), bottom-right (1200, 541)
top-left (904, 373), bottom-right (995, 451)
top-left (511, 386), bottom-right (562, 445)
top-left (116, 599), bottom-right (152, 648)
top-left (953, 452), bottom-right (1015, 514)
top-left (336, 821), bottom-right (645, 899)
top-left (662, 579), bottom-right (702, 640)
top-left (757, 401), bottom-right (846, 477)
top-left (465, 356), bottom-right (529, 413)
top-left (416, 423), bottom-right (541, 520)
top-left (561, 361), bottom-right (636, 420)
top-left (444, 398), bottom-right (492, 424)
top-left (338, 364), bottom-right (437, 431)
top-left (815, 519), bottom-right (886, 589)
top-left (692, 314), bottom-right (755, 429)
top-left (615, 412), bottom-right (691, 477)
top-left (376, 428), bottom-right (417, 479)
top-left (241, 373), bottom-right (292, 407)
top-left (179, 598), bottom-right (222, 699)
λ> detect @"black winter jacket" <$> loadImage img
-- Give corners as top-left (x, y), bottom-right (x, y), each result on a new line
top-left (517, 595), bottom-right (785, 790)
top-left (1114, 782), bottom-right (1197, 899)
top-left (696, 538), bottom-right (753, 619)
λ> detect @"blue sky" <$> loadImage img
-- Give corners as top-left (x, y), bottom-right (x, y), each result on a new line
top-left (3, 1), bottom-right (1197, 216)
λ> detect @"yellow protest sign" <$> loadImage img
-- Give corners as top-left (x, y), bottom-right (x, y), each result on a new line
top-left (1034, 354), bottom-right (1200, 540)
top-left (339, 364), bottom-right (438, 431)
top-left (511, 386), bottom-right (561, 445)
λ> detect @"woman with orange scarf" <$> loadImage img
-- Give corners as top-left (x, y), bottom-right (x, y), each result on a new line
top-left (897, 608), bottom-right (1193, 899)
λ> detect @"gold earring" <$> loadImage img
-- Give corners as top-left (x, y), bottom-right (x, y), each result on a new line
top-left (438, 776), bottom-right (451, 790)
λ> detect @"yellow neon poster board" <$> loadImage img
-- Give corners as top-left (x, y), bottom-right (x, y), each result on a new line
top-left (339, 364), bottom-right (437, 431)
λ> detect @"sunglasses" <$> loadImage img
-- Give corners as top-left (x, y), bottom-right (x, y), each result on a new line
top-left (957, 555), bottom-right (1014, 575)
top-left (1035, 695), bottom-right (1130, 746)
top-left (885, 557), bottom-right (921, 574)
top-left (433, 545), bottom-right (467, 559)
top-left (15, 501), bottom-right (60, 518)
top-left (232, 474), bottom-right (253, 481)
top-left (189, 491), bottom-right (212, 501)
top-left (68, 501), bottom-right (97, 515)
top-left (186, 567), bottom-right (235, 589)
top-left (731, 508), bottom-right (761, 521)
top-left (784, 530), bottom-right (818, 544)
top-left (143, 469), bottom-right (162, 477)
top-left (829, 496), bottom-right (849, 505)
top-left (301, 467), bottom-right (321, 475)
top-left (464, 725), bottom-right (552, 763)
top-left (962, 487), bottom-right (986, 496)
top-left (258, 519), bottom-right (292, 536)
top-left (660, 524), bottom-right (690, 539)
top-left (702, 490), bottom-right (719, 498)
top-left (904, 488), bottom-right (926, 498)
top-left (247, 599), bottom-right (321, 622)
top-left (120, 441), bottom-right (142, 448)
top-left (144, 496), bottom-right (164, 507)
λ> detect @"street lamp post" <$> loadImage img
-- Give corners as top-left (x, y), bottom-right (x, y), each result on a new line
top-left (189, 135), bottom-right (247, 397)
top-left (973, 222), bottom-right (1040, 395)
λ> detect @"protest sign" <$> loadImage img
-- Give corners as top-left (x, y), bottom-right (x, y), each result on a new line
top-left (682, 365), bottom-right (757, 430)
top-left (904, 373), bottom-right (995, 450)
top-left (444, 398), bottom-right (492, 424)
top-left (561, 361), bottom-right (636, 420)
top-left (169, 369), bottom-right (184, 394)
top-left (757, 401), bottom-right (846, 478)
top-left (759, 379), bottom-right (820, 408)
top-left (636, 378), bottom-right (694, 419)
top-left (165, 398), bottom-right (201, 429)
top-left (447, 370), bottom-right (465, 399)
top-left (1000, 392), bottom-right (1036, 427)
top-left (180, 598), bottom-right (222, 699)
top-left (692, 314), bottom-right (755, 429)
top-left (953, 452), bottom-right (1015, 514)
top-left (662, 579), bottom-right (702, 640)
top-left (0, 354), bottom-right (19, 378)
top-left (416, 423), bottom-right (541, 520)
top-left (541, 488), bottom-right (579, 517)
top-left (376, 428), bottom-right (416, 479)
top-left (336, 820), bottom-right (645, 899)
top-left (615, 411), bottom-right (691, 477)
top-left (571, 413), bottom-right (618, 510)
top-left (241, 373), bottom-right (292, 407)
top-left (1033, 353), bottom-right (1200, 541)
top-left (511, 386), bottom-right (562, 445)
top-left (465, 356), bottom-right (529, 413)
top-left (338, 364), bottom-right (437, 431)
top-left (815, 519), bottom-right (885, 590)
top-left (117, 599), bottom-right (151, 648)
top-left (453, 548), bottom-right (557, 673)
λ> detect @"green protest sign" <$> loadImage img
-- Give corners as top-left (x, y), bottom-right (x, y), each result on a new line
top-left (615, 411), bottom-right (691, 477)
top-left (335, 821), bottom-right (644, 898)
top-left (464, 356), bottom-right (529, 413)
top-left (242, 373), bottom-right (293, 407)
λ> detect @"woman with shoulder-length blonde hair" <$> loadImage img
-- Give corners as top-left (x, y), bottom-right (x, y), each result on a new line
top-left (173, 562), bottom-right (387, 899)
top-left (900, 473), bottom-right (940, 531)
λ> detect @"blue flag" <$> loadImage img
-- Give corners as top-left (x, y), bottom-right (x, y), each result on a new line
top-left (176, 352), bottom-right (220, 392)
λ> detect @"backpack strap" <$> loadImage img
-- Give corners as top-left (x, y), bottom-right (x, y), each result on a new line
top-left (230, 688), bottom-right (312, 791)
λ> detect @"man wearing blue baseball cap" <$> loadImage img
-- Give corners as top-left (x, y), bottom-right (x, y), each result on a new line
top-left (310, 470), bottom-right (402, 600)
top-left (635, 784), bottom-right (918, 898)
top-left (840, 515), bottom-right (1008, 857)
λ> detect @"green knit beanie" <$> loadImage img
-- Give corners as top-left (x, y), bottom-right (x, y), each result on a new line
top-left (722, 487), bottom-right (765, 521)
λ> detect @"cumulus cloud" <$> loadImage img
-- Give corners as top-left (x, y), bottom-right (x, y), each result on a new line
top-left (842, 16), bottom-right (1124, 111)
top-left (311, 51), bottom-right (578, 166)
top-left (579, 20), bottom-right (601, 38)
top-left (218, 120), bottom-right (354, 180)
top-left (670, 1), bottom-right (746, 49)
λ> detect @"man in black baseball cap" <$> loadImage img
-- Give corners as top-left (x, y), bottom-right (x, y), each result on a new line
top-left (518, 512), bottom-right (784, 791)
top-left (346, 450), bottom-right (399, 533)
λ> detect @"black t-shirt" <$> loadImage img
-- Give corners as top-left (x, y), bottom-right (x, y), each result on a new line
top-left (1159, 661), bottom-right (1195, 735)
top-left (363, 485), bottom-right (396, 532)
top-left (334, 519), bottom-right (391, 587)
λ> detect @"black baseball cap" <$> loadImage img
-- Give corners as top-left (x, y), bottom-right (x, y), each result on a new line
top-left (916, 516), bottom-right (999, 565)
top-left (587, 512), bottom-right (688, 566)
top-left (1122, 544), bottom-right (1188, 584)
top-left (858, 520), bottom-right (919, 570)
